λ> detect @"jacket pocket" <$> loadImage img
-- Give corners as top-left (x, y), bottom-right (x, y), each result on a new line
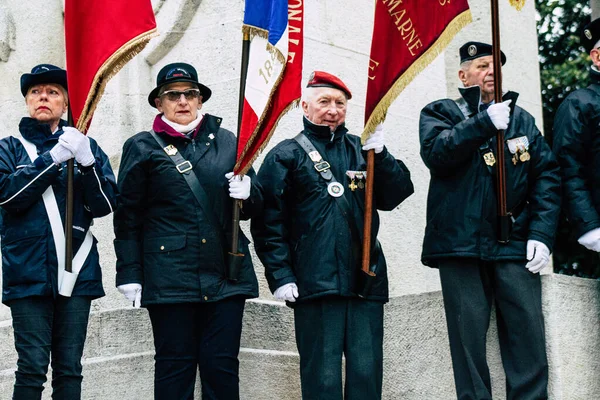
top-left (2, 233), bottom-right (48, 287)
top-left (143, 235), bottom-right (187, 253)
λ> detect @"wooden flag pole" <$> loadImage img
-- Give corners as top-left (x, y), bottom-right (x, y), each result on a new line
top-left (227, 31), bottom-right (251, 281)
top-left (491, 0), bottom-right (510, 243)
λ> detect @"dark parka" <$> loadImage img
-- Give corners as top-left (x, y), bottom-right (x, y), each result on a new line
top-left (552, 67), bottom-right (600, 238)
top-left (251, 118), bottom-right (414, 303)
top-left (419, 87), bottom-right (561, 266)
top-left (114, 114), bottom-right (261, 305)
top-left (0, 118), bottom-right (118, 304)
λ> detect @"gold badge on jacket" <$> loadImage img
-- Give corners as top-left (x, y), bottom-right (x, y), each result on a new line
top-left (506, 136), bottom-right (530, 165)
top-left (483, 152), bottom-right (496, 166)
top-left (346, 170), bottom-right (367, 191)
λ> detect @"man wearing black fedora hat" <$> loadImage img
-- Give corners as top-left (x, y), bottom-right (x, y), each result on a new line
top-left (553, 19), bottom-right (600, 257)
top-left (114, 62), bottom-right (262, 399)
top-left (0, 63), bottom-right (117, 399)
top-left (419, 42), bottom-right (560, 399)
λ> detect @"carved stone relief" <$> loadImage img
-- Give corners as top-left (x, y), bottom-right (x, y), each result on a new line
top-left (0, 6), bottom-right (16, 62)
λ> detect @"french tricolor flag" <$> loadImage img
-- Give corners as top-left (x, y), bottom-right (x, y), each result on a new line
top-left (234, 0), bottom-right (304, 175)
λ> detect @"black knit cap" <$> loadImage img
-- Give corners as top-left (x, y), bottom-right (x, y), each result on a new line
top-left (148, 62), bottom-right (212, 107)
top-left (459, 41), bottom-right (506, 65)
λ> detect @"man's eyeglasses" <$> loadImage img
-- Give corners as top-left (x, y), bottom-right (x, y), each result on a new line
top-left (160, 89), bottom-right (201, 102)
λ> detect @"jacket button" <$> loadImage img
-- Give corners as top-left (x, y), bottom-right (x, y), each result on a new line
top-left (201, 238), bottom-right (207, 244)
top-left (160, 245), bottom-right (165, 250)
top-left (206, 142), bottom-right (210, 146)
top-left (204, 295), bottom-right (208, 301)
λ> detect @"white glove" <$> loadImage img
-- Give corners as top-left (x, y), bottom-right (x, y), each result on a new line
top-left (59, 127), bottom-right (95, 167)
top-left (225, 172), bottom-right (251, 200)
top-left (362, 123), bottom-right (385, 154)
top-left (49, 142), bottom-right (74, 165)
top-left (578, 227), bottom-right (600, 252)
top-left (117, 283), bottom-right (142, 308)
top-left (525, 240), bottom-right (550, 274)
top-left (273, 282), bottom-right (299, 302)
top-left (486, 99), bottom-right (512, 130)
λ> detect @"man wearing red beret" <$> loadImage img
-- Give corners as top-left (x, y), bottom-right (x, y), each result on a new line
top-left (252, 71), bottom-right (414, 399)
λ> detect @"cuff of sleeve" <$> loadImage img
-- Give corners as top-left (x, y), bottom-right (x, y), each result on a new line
top-left (78, 162), bottom-right (98, 175)
top-left (35, 152), bottom-right (56, 169)
top-left (528, 230), bottom-right (554, 253)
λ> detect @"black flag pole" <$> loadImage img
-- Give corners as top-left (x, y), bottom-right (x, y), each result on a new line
top-left (65, 110), bottom-right (75, 275)
top-left (227, 31), bottom-right (251, 281)
top-left (491, 0), bottom-right (510, 243)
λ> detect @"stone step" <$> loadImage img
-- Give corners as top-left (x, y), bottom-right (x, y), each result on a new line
top-left (0, 348), bottom-right (301, 400)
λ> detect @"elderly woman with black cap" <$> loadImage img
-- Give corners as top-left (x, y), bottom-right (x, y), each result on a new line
top-left (114, 62), bottom-right (261, 399)
top-left (0, 64), bottom-right (117, 399)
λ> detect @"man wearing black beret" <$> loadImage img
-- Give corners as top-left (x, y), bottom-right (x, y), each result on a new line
top-left (552, 18), bottom-right (600, 255)
top-left (419, 42), bottom-right (560, 399)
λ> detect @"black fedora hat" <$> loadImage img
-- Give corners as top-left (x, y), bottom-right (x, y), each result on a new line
top-left (582, 18), bottom-right (600, 53)
top-left (148, 62), bottom-right (212, 107)
top-left (20, 64), bottom-right (68, 97)
top-left (459, 41), bottom-right (506, 65)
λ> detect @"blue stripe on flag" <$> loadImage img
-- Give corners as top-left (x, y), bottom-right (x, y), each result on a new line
top-left (244, 0), bottom-right (288, 45)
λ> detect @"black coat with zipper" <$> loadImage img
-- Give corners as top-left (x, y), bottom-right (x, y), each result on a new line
top-left (114, 114), bottom-right (261, 305)
top-left (419, 86), bottom-right (561, 266)
top-left (251, 117), bottom-right (414, 304)
top-left (552, 67), bottom-right (600, 238)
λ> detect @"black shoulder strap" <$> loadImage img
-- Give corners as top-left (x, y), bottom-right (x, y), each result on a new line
top-left (293, 133), bottom-right (362, 241)
top-left (148, 130), bottom-right (225, 246)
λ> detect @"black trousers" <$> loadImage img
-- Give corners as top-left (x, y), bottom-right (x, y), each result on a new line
top-left (10, 296), bottom-right (92, 400)
top-left (294, 296), bottom-right (384, 400)
top-left (438, 259), bottom-right (548, 400)
top-left (147, 296), bottom-right (246, 400)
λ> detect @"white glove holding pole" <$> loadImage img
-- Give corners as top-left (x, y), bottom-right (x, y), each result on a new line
top-left (486, 99), bottom-right (512, 130)
top-left (525, 240), bottom-right (550, 274)
top-left (225, 172), bottom-right (251, 200)
top-left (49, 143), bottom-right (74, 165)
top-left (273, 282), bottom-right (299, 302)
top-left (59, 127), bottom-right (95, 167)
top-left (578, 228), bottom-right (600, 252)
top-left (117, 283), bottom-right (142, 308)
top-left (362, 123), bottom-right (385, 154)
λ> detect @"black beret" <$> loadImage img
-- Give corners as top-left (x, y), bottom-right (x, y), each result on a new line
top-left (582, 18), bottom-right (600, 53)
top-left (459, 41), bottom-right (506, 65)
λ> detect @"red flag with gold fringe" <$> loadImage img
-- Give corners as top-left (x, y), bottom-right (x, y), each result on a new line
top-left (64, 0), bottom-right (157, 132)
top-left (363, 0), bottom-right (471, 139)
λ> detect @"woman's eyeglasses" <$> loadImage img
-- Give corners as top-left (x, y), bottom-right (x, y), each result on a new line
top-left (160, 89), bottom-right (201, 102)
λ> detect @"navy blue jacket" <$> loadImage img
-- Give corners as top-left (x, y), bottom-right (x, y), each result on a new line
top-left (251, 118), bottom-right (414, 303)
top-left (419, 87), bottom-right (561, 266)
top-left (0, 118), bottom-right (118, 304)
top-left (114, 114), bottom-right (261, 305)
top-left (552, 67), bottom-right (600, 238)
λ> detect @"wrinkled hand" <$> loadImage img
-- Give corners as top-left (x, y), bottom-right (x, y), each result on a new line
top-left (49, 142), bottom-right (74, 165)
top-left (117, 283), bottom-right (142, 308)
top-left (578, 227), bottom-right (600, 252)
top-left (225, 172), bottom-right (251, 200)
top-left (487, 99), bottom-right (512, 130)
top-left (362, 124), bottom-right (385, 154)
top-left (59, 127), bottom-right (95, 167)
top-left (273, 282), bottom-right (299, 302)
top-left (525, 240), bottom-right (550, 273)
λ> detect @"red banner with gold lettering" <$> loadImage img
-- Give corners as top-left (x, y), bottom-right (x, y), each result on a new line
top-left (363, 0), bottom-right (471, 139)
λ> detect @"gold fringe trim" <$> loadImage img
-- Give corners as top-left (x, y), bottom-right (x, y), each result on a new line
top-left (234, 98), bottom-right (300, 175)
top-left (76, 28), bottom-right (159, 131)
top-left (362, 10), bottom-right (472, 141)
top-left (242, 25), bottom-right (286, 64)
top-left (509, 0), bottom-right (525, 11)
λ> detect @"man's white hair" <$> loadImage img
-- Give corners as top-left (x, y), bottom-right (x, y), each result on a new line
top-left (459, 60), bottom-right (473, 72)
top-left (302, 86), bottom-right (348, 103)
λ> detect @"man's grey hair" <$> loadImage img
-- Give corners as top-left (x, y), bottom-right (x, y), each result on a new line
top-left (459, 60), bottom-right (473, 72)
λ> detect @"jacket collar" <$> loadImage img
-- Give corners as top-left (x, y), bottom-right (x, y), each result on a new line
top-left (19, 117), bottom-right (67, 148)
top-left (590, 66), bottom-right (600, 85)
top-left (302, 116), bottom-right (348, 142)
top-left (458, 85), bottom-right (519, 115)
top-left (153, 113), bottom-right (223, 140)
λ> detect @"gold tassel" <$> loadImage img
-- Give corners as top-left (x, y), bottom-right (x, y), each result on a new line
top-left (76, 28), bottom-right (158, 131)
top-left (362, 10), bottom-right (472, 141)
top-left (508, 0), bottom-right (525, 11)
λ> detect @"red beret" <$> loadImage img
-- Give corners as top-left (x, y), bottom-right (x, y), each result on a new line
top-left (306, 71), bottom-right (352, 99)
